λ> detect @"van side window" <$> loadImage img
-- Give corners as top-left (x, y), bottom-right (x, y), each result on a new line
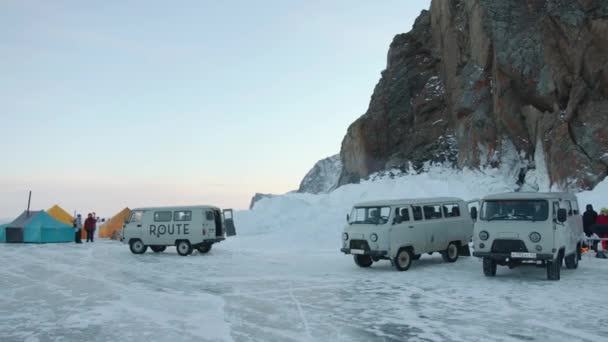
top-left (572, 201), bottom-right (579, 215)
top-left (129, 211), bottom-right (144, 223)
top-left (205, 211), bottom-right (214, 221)
top-left (563, 200), bottom-right (573, 216)
top-left (412, 206), bottom-right (423, 221)
top-left (442, 204), bottom-right (461, 218)
top-left (553, 202), bottom-right (560, 220)
top-left (154, 211), bottom-right (172, 222)
top-left (423, 205), bottom-right (443, 220)
top-left (393, 207), bottom-right (410, 224)
top-left (173, 211), bottom-right (192, 222)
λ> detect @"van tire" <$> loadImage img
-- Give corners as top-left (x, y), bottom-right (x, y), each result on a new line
top-left (394, 249), bottom-right (413, 271)
top-left (413, 254), bottom-right (421, 260)
top-left (150, 245), bottom-right (166, 253)
top-left (483, 257), bottom-right (497, 277)
top-left (354, 255), bottom-right (373, 268)
top-left (565, 252), bottom-right (579, 269)
top-left (441, 242), bottom-right (459, 263)
top-left (176, 240), bottom-right (192, 256)
top-left (547, 257), bottom-right (561, 280)
top-left (197, 244), bottom-right (212, 254)
top-left (129, 239), bottom-right (147, 254)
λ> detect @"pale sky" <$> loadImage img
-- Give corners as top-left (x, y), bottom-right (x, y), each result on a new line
top-left (0, 0), bottom-right (430, 219)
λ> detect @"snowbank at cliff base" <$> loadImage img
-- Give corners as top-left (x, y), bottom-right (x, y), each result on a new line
top-left (235, 166), bottom-right (608, 251)
top-left (234, 166), bottom-right (516, 251)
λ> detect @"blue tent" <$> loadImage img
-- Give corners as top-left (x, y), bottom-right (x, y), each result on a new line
top-left (1, 210), bottom-right (74, 243)
top-left (0, 224), bottom-right (7, 243)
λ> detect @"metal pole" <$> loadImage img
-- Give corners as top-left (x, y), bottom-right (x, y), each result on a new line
top-left (26, 191), bottom-right (32, 217)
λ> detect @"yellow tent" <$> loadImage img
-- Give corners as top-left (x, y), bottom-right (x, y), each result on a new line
top-left (99, 208), bottom-right (131, 239)
top-left (47, 205), bottom-right (74, 226)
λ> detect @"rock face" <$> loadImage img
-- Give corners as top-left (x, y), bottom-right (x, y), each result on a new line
top-left (339, 0), bottom-right (608, 191)
top-left (297, 154), bottom-right (342, 194)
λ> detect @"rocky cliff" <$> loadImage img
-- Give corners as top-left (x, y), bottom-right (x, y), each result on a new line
top-left (339, 0), bottom-right (608, 191)
top-left (297, 154), bottom-right (342, 194)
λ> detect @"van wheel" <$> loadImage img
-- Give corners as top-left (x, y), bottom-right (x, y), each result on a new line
top-left (547, 257), bottom-right (561, 281)
top-left (150, 245), bottom-right (166, 253)
top-left (413, 254), bottom-right (421, 260)
top-left (483, 257), bottom-right (497, 277)
top-left (197, 244), bottom-right (212, 254)
top-left (394, 249), bottom-right (413, 271)
top-left (441, 242), bottom-right (459, 263)
top-left (565, 252), bottom-right (579, 269)
top-left (354, 255), bottom-right (373, 268)
top-left (129, 240), bottom-right (147, 254)
top-left (176, 240), bottom-right (192, 256)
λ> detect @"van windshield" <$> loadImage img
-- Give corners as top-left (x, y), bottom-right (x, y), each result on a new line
top-left (481, 200), bottom-right (548, 222)
top-left (350, 207), bottom-right (390, 225)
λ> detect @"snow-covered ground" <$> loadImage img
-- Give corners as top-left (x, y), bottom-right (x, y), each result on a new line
top-left (2, 167), bottom-right (608, 342)
top-left (1, 240), bottom-right (608, 342)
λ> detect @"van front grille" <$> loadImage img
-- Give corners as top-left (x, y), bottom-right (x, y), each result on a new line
top-left (491, 239), bottom-right (528, 253)
top-left (350, 240), bottom-right (370, 251)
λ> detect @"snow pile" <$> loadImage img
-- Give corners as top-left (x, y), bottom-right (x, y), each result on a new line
top-left (235, 166), bottom-right (518, 251)
top-left (236, 165), bottom-right (608, 252)
top-left (578, 178), bottom-right (608, 210)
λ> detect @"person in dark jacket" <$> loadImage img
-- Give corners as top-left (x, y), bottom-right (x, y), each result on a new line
top-left (583, 204), bottom-right (598, 237)
top-left (73, 214), bottom-right (83, 243)
top-left (84, 213), bottom-right (97, 243)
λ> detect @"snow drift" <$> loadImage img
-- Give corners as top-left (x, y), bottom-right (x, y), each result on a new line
top-left (236, 165), bottom-right (608, 252)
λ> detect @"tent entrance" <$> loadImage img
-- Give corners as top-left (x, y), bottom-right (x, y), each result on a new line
top-left (5, 227), bottom-right (24, 243)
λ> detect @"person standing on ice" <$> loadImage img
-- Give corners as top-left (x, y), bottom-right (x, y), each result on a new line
top-left (73, 214), bottom-right (83, 244)
top-left (583, 205), bottom-right (598, 237)
top-left (84, 213), bottom-right (97, 243)
top-left (583, 204), bottom-right (598, 250)
top-left (595, 208), bottom-right (608, 258)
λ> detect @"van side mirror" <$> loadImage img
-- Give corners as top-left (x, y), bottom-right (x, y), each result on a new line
top-left (346, 214), bottom-right (350, 223)
top-left (557, 208), bottom-right (567, 223)
top-left (470, 207), bottom-right (478, 220)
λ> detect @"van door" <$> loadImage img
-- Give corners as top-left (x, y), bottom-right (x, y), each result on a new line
top-left (389, 206), bottom-right (427, 255)
top-left (223, 209), bottom-right (236, 236)
top-left (124, 210), bottom-right (144, 241)
top-left (423, 204), bottom-right (446, 251)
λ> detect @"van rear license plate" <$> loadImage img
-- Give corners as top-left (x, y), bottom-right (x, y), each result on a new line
top-left (511, 252), bottom-right (536, 258)
top-left (351, 249), bottom-right (365, 255)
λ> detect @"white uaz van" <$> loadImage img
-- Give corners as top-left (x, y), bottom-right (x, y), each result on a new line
top-left (471, 192), bottom-right (583, 280)
top-left (122, 205), bottom-right (236, 256)
top-left (341, 197), bottom-right (474, 271)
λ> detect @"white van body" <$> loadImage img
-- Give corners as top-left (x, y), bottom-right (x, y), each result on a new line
top-left (341, 197), bottom-right (474, 271)
top-left (122, 205), bottom-right (236, 256)
top-left (472, 192), bottom-right (584, 280)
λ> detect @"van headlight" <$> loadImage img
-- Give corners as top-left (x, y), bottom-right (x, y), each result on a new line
top-left (529, 232), bottom-right (541, 243)
top-left (342, 232), bottom-right (349, 241)
top-left (370, 233), bottom-right (378, 242)
top-left (479, 231), bottom-right (489, 241)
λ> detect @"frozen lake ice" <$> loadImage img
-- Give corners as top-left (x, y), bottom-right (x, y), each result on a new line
top-left (1, 239), bottom-right (608, 342)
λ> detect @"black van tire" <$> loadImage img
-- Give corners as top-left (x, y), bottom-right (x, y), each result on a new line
top-left (394, 248), bottom-right (413, 271)
top-left (354, 254), bottom-right (373, 268)
top-left (565, 251), bottom-right (579, 269)
top-left (129, 239), bottom-right (147, 254)
top-left (176, 240), bottom-right (192, 256)
top-left (197, 244), bottom-right (212, 254)
top-left (441, 242), bottom-right (459, 263)
top-left (483, 257), bottom-right (497, 277)
top-left (150, 245), bottom-right (166, 253)
top-left (547, 257), bottom-right (561, 280)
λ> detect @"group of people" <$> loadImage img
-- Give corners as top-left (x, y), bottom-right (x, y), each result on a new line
top-left (72, 212), bottom-right (99, 244)
top-left (583, 205), bottom-right (608, 258)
